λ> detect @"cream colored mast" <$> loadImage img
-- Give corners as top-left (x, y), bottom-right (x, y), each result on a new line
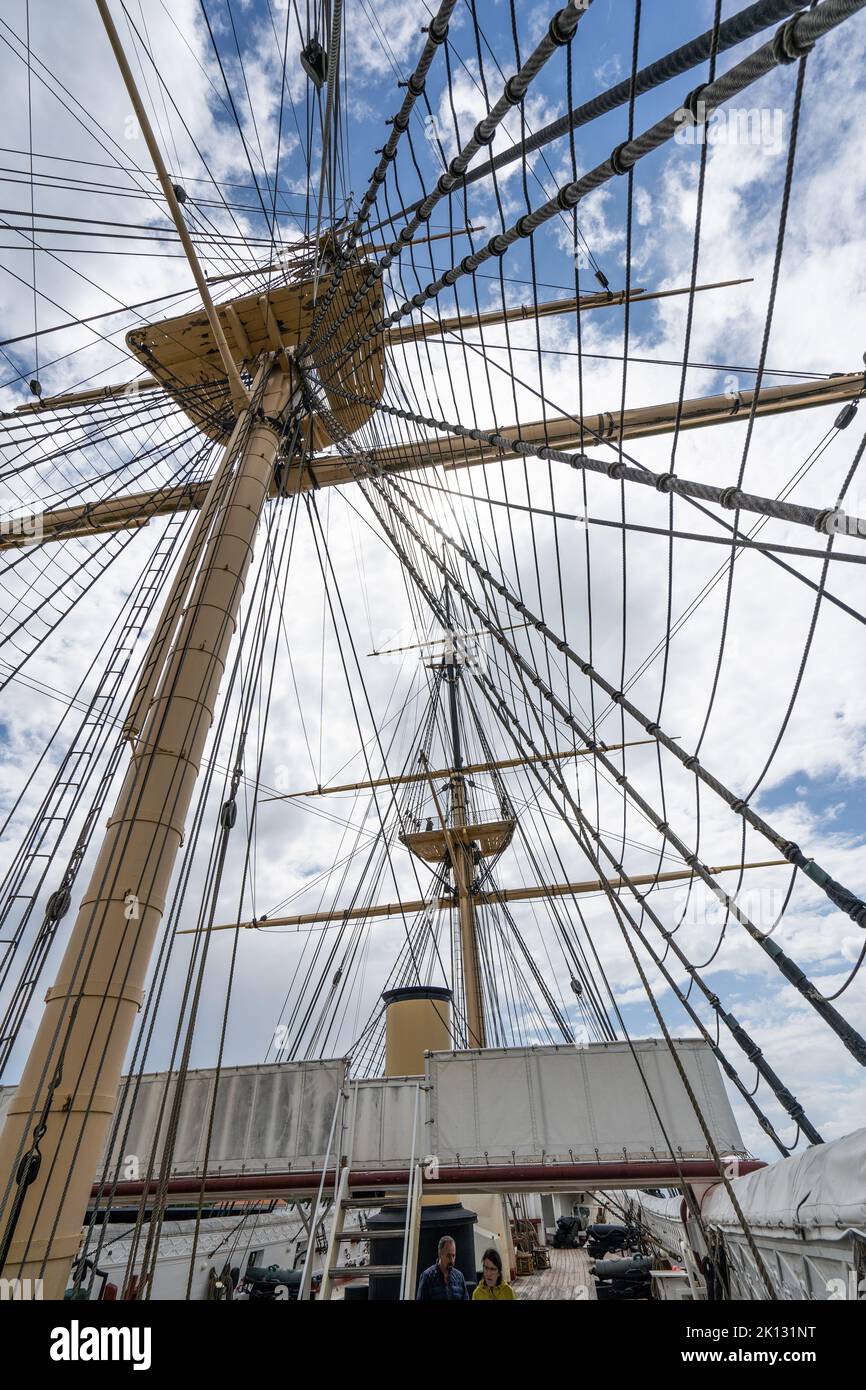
top-left (0, 11), bottom-right (296, 1299)
top-left (443, 613), bottom-right (486, 1050)
top-left (0, 362), bottom-right (294, 1299)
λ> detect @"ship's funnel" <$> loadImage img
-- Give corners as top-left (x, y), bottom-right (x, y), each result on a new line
top-left (382, 985), bottom-right (451, 1076)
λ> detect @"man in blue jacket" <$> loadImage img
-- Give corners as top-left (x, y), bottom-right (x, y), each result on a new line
top-left (416, 1235), bottom-right (470, 1300)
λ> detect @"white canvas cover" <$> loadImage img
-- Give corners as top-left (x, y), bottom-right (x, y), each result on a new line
top-left (350, 1074), bottom-right (423, 1169)
top-left (99, 1058), bottom-right (348, 1176)
top-left (634, 1129), bottom-right (866, 1299)
top-left (700, 1126), bottom-right (866, 1239)
top-left (426, 1038), bottom-right (743, 1164)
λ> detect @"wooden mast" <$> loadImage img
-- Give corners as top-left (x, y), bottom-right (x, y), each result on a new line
top-left (405, 623), bottom-right (489, 1050)
top-left (0, 359), bottom-right (295, 1299)
top-left (0, 12), bottom-right (299, 1300)
top-left (445, 645), bottom-right (486, 1049)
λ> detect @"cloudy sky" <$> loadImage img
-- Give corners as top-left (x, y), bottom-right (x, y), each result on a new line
top-left (0, 0), bottom-right (865, 1167)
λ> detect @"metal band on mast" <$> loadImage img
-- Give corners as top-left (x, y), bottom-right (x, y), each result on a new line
top-left (0, 358), bottom-right (294, 1296)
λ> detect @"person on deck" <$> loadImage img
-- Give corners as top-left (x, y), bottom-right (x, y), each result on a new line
top-left (472, 1247), bottom-right (516, 1300)
top-left (416, 1236), bottom-right (470, 1300)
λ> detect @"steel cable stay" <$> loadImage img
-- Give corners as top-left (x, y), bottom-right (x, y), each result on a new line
top-left (396, 474), bottom-right (866, 565)
top-left (315, 0), bottom-right (866, 371)
top-left (304, 0), bottom-right (594, 357)
top-left (300, 0), bottom-right (460, 348)
top-left (367, 0), bottom-right (819, 227)
top-left (325, 380), bottom-right (866, 544)
top-left (691, 31), bottom-right (813, 774)
top-left (298, 375), bottom-right (866, 1083)
top-left (333, 452), bottom-right (816, 1156)
top-left (0, 366), bottom-right (284, 1278)
top-left (319, 301), bottom-right (866, 629)
top-left (640, 0), bottom-right (722, 927)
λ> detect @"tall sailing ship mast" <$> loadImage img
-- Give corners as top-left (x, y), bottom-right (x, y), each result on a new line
top-left (0, 0), bottom-right (864, 1303)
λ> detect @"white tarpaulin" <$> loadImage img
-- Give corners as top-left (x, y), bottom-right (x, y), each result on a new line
top-left (101, 1058), bottom-right (347, 1176)
top-left (350, 1075), bottom-right (423, 1170)
top-left (635, 1129), bottom-right (866, 1300)
top-left (701, 1126), bottom-right (866, 1238)
top-left (0, 1039), bottom-right (744, 1179)
top-left (426, 1039), bottom-right (743, 1163)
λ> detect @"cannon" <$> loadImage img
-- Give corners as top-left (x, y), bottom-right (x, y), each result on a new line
top-left (591, 1254), bottom-right (652, 1302)
top-left (585, 1223), bottom-right (641, 1260)
top-left (242, 1265), bottom-right (303, 1300)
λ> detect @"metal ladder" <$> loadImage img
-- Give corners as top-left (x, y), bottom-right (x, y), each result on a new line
top-left (314, 1081), bottom-right (425, 1301)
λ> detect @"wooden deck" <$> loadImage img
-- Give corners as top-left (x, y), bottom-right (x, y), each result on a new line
top-left (512, 1246), bottom-right (597, 1301)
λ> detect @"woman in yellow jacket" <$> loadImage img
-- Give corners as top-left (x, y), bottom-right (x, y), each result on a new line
top-left (472, 1248), bottom-right (516, 1300)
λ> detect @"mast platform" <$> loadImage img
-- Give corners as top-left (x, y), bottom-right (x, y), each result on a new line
top-left (125, 263), bottom-right (384, 444)
top-left (399, 818), bottom-right (516, 863)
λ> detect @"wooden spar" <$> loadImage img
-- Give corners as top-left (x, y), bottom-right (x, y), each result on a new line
top-left (4, 372), bottom-right (861, 549)
top-left (6, 278), bottom-right (746, 418)
top-left (0, 358), bottom-right (294, 1299)
top-left (95, 0), bottom-right (249, 411)
top-left (183, 860), bottom-right (787, 935)
top-left (10, 377), bottom-right (160, 416)
top-left (385, 278), bottom-right (751, 345)
top-left (0, 480), bottom-right (213, 551)
top-left (353, 372), bottom-right (866, 476)
top-left (261, 735), bottom-right (664, 801)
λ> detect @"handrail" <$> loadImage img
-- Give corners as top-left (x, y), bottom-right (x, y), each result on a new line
top-left (298, 1083), bottom-right (345, 1300)
top-left (399, 1083), bottom-right (422, 1300)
